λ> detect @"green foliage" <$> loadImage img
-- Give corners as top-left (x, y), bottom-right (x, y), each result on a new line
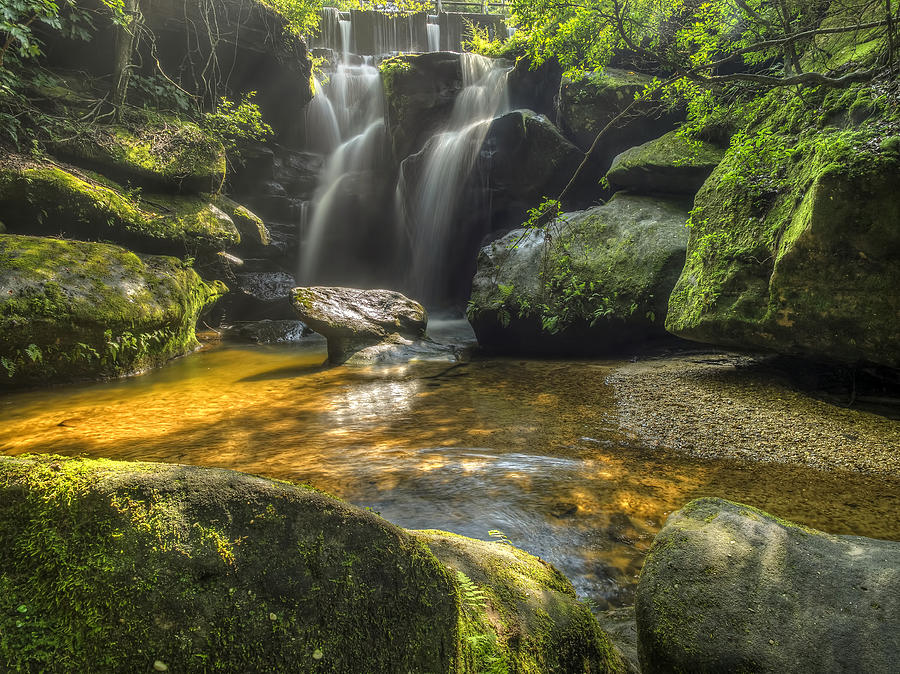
top-left (325, 0), bottom-right (431, 16)
top-left (201, 92), bottom-right (273, 158)
top-left (262, 0), bottom-right (323, 37)
top-left (462, 19), bottom-right (526, 60)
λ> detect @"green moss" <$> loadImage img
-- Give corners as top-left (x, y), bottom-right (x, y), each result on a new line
top-left (51, 119), bottom-right (226, 194)
top-left (0, 234), bottom-right (225, 387)
top-left (414, 529), bottom-right (627, 673)
top-left (0, 455), bottom-right (462, 673)
top-left (666, 83), bottom-right (900, 367)
top-left (0, 160), bottom-right (240, 256)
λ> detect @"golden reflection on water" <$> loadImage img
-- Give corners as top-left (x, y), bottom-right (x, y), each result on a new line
top-left (1, 342), bottom-right (898, 607)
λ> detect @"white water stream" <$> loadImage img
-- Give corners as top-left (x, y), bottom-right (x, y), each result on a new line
top-left (299, 13), bottom-right (511, 305)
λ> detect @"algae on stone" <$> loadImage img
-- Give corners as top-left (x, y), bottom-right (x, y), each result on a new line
top-left (0, 159), bottom-right (240, 257)
top-left (606, 131), bottom-right (725, 195)
top-left (0, 234), bottom-right (225, 387)
top-left (51, 118), bottom-right (226, 194)
top-left (666, 84), bottom-right (900, 368)
top-left (416, 529), bottom-right (627, 674)
top-left (0, 455), bottom-right (461, 673)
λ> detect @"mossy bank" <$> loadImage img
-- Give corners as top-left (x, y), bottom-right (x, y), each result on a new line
top-left (0, 235), bottom-right (225, 387)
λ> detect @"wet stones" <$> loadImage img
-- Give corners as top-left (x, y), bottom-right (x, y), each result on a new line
top-left (291, 286), bottom-right (428, 364)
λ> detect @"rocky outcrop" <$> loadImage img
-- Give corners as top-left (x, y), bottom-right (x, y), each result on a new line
top-left (0, 159), bottom-right (240, 258)
top-left (291, 286), bottom-right (432, 364)
top-left (381, 52), bottom-right (463, 161)
top-left (666, 85), bottom-right (900, 369)
top-left (49, 119), bottom-right (226, 194)
top-left (0, 455), bottom-right (626, 673)
top-left (0, 235), bottom-right (225, 387)
top-left (480, 109), bottom-right (585, 219)
top-left (507, 57), bottom-right (562, 120)
top-left (38, 1), bottom-right (313, 141)
top-left (636, 497), bottom-right (900, 673)
top-left (606, 131), bottom-right (725, 195)
top-left (557, 69), bottom-right (681, 169)
top-left (468, 194), bottom-right (690, 355)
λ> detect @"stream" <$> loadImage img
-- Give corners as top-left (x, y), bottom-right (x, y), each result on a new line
top-left (2, 323), bottom-right (898, 610)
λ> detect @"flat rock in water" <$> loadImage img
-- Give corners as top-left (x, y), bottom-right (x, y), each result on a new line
top-left (291, 286), bottom-right (430, 364)
top-left (636, 497), bottom-right (900, 673)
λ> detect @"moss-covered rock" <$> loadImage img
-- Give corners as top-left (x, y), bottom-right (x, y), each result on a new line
top-left (416, 530), bottom-right (627, 674)
top-left (0, 455), bottom-right (624, 673)
top-left (635, 497), bottom-right (900, 673)
top-left (50, 118), bottom-right (226, 194)
top-left (557, 69), bottom-right (681, 166)
top-left (0, 234), bottom-right (225, 387)
top-left (468, 194), bottom-right (690, 355)
top-left (381, 52), bottom-right (463, 161)
top-left (214, 195), bottom-right (270, 250)
top-left (0, 159), bottom-right (240, 257)
top-left (666, 85), bottom-right (900, 369)
top-left (0, 455), bottom-right (461, 672)
top-left (606, 131), bottom-right (725, 196)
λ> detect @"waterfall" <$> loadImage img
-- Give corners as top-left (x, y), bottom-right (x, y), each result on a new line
top-left (396, 53), bottom-right (510, 303)
top-left (427, 16), bottom-right (440, 52)
top-left (300, 12), bottom-right (512, 306)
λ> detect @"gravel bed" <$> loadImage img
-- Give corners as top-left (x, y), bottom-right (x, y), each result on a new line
top-left (606, 351), bottom-right (900, 476)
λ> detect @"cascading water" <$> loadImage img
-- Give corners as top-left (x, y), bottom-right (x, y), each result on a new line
top-left (396, 53), bottom-right (510, 303)
top-left (300, 11), bottom-right (512, 306)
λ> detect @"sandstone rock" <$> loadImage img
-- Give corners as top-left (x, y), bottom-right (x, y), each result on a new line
top-left (636, 497), bottom-right (900, 673)
top-left (0, 159), bottom-right (240, 258)
top-left (291, 286), bottom-right (428, 364)
top-left (666, 85), bottom-right (900, 369)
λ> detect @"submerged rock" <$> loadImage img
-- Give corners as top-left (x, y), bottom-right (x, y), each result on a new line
top-left (0, 234), bottom-right (225, 387)
top-left (291, 286), bottom-right (436, 364)
top-left (636, 497), bottom-right (900, 673)
top-left (606, 131), bottom-right (725, 196)
top-left (0, 455), bottom-right (626, 673)
top-left (0, 159), bottom-right (240, 258)
top-left (666, 86), bottom-right (900, 369)
top-left (468, 194), bottom-right (690, 355)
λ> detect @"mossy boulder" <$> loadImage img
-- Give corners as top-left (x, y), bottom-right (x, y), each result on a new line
top-left (666, 85), bottom-right (900, 369)
top-left (0, 455), bottom-right (625, 673)
top-left (0, 234), bottom-right (225, 387)
top-left (468, 194), bottom-right (690, 355)
top-left (50, 119), bottom-right (226, 194)
top-left (416, 530), bottom-right (627, 673)
top-left (606, 131), bottom-right (726, 196)
top-left (214, 195), bottom-right (270, 250)
top-left (0, 455), bottom-right (460, 673)
top-left (635, 497), bottom-right (900, 673)
top-left (381, 52), bottom-right (463, 161)
top-left (0, 159), bottom-right (240, 257)
top-left (557, 69), bottom-right (681, 169)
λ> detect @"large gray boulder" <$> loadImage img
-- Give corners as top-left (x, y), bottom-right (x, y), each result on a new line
top-left (636, 498), bottom-right (900, 673)
top-left (467, 194), bottom-right (690, 355)
top-left (291, 286), bottom-right (432, 364)
top-left (606, 131), bottom-right (725, 196)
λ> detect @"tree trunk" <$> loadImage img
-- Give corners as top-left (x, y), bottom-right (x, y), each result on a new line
top-left (110, 0), bottom-right (142, 121)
